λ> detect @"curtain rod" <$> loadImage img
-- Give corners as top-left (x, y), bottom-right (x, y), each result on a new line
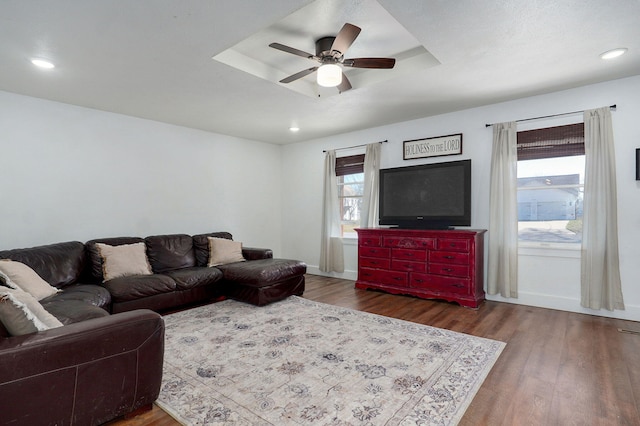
top-left (323, 139), bottom-right (388, 153)
top-left (485, 104), bottom-right (616, 128)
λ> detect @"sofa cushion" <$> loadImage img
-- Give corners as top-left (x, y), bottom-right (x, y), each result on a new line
top-left (207, 237), bottom-right (245, 266)
top-left (85, 237), bottom-right (146, 282)
top-left (95, 242), bottom-right (152, 281)
top-left (0, 259), bottom-right (60, 300)
top-left (145, 234), bottom-right (196, 273)
top-left (102, 274), bottom-right (177, 302)
top-left (217, 258), bottom-right (307, 285)
top-left (0, 287), bottom-right (63, 335)
top-left (0, 241), bottom-right (86, 289)
top-left (40, 299), bottom-right (110, 325)
top-left (40, 284), bottom-right (111, 310)
top-left (162, 266), bottom-right (224, 290)
top-left (192, 232), bottom-right (233, 267)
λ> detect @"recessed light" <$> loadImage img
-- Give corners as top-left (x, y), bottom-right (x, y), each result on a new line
top-left (31, 58), bottom-right (55, 69)
top-left (600, 48), bottom-right (627, 60)
top-left (289, 127), bottom-right (300, 132)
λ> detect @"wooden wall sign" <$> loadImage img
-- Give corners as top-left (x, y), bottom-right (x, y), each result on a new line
top-left (403, 133), bottom-right (463, 160)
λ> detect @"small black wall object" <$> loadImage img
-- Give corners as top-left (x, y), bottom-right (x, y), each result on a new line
top-left (637, 148), bottom-right (640, 181)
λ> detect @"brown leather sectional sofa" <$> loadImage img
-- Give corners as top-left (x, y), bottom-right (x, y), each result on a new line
top-left (0, 231), bottom-right (306, 425)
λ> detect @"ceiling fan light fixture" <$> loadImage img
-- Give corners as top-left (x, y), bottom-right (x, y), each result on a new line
top-left (317, 64), bottom-right (342, 87)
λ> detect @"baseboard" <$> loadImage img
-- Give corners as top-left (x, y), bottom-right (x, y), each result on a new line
top-left (306, 266), bottom-right (358, 281)
top-left (486, 291), bottom-right (640, 322)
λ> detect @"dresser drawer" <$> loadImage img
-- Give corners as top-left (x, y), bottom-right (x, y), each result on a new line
top-left (359, 257), bottom-right (391, 269)
top-left (360, 268), bottom-right (408, 286)
top-left (391, 259), bottom-right (426, 273)
top-left (384, 237), bottom-right (435, 249)
top-left (359, 235), bottom-right (381, 247)
top-left (437, 238), bottom-right (470, 252)
top-left (410, 273), bottom-right (471, 295)
top-left (429, 250), bottom-right (470, 265)
top-left (428, 263), bottom-right (469, 278)
top-left (359, 246), bottom-right (390, 258)
top-left (392, 248), bottom-right (427, 262)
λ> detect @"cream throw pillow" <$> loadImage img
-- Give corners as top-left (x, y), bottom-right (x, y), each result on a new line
top-left (0, 259), bottom-right (60, 300)
top-left (0, 287), bottom-right (63, 336)
top-left (0, 269), bottom-right (18, 289)
top-left (96, 242), bottom-right (153, 282)
top-left (207, 237), bottom-right (245, 267)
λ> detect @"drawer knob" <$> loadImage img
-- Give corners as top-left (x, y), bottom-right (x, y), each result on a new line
top-left (444, 255), bottom-right (454, 259)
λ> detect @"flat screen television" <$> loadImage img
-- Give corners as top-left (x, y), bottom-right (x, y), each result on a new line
top-left (379, 159), bottom-right (471, 229)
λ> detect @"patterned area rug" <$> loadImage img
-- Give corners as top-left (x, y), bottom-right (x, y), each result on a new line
top-left (157, 296), bottom-right (505, 425)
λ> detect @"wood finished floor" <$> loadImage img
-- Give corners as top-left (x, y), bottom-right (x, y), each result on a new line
top-left (108, 275), bottom-right (640, 426)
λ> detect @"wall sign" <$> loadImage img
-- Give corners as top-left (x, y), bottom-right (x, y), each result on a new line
top-left (403, 133), bottom-right (463, 160)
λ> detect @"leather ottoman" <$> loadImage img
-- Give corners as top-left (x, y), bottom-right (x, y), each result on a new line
top-left (217, 258), bottom-right (306, 306)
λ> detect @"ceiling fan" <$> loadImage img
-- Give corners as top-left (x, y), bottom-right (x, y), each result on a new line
top-left (269, 23), bottom-right (396, 93)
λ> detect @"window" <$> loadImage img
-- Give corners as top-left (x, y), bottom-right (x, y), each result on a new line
top-left (336, 154), bottom-right (364, 238)
top-left (517, 123), bottom-right (584, 244)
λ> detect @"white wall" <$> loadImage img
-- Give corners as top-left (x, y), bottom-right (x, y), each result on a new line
top-left (281, 75), bottom-right (640, 322)
top-left (0, 91), bottom-right (283, 254)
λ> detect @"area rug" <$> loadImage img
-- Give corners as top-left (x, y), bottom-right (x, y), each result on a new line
top-left (156, 296), bottom-right (505, 425)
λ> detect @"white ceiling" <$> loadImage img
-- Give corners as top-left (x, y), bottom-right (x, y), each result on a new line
top-left (1, 0), bottom-right (639, 145)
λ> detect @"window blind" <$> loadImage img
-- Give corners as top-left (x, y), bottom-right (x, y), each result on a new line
top-left (517, 122), bottom-right (584, 160)
top-left (335, 154), bottom-right (365, 176)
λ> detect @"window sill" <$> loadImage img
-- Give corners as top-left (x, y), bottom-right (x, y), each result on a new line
top-left (341, 236), bottom-right (358, 246)
top-left (518, 241), bottom-right (581, 258)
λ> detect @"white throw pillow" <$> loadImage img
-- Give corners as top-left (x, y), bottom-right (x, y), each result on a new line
top-left (0, 269), bottom-right (18, 289)
top-left (96, 242), bottom-right (153, 282)
top-left (207, 237), bottom-right (246, 267)
top-left (0, 259), bottom-right (60, 300)
top-left (0, 287), bottom-right (63, 336)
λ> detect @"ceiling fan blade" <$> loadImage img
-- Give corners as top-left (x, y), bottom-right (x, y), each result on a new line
top-left (269, 42), bottom-right (316, 60)
top-left (343, 57), bottom-right (396, 69)
top-left (279, 67), bottom-right (318, 84)
top-left (331, 23), bottom-right (361, 55)
top-left (337, 73), bottom-right (352, 93)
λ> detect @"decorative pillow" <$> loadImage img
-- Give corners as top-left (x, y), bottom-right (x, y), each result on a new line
top-left (0, 269), bottom-right (17, 289)
top-left (95, 242), bottom-right (153, 282)
top-left (0, 287), bottom-right (63, 336)
top-left (0, 259), bottom-right (59, 300)
top-left (207, 237), bottom-right (246, 267)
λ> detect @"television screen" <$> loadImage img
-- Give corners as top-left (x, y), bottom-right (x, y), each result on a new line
top-left (379, 159), bottom-right (471, 229)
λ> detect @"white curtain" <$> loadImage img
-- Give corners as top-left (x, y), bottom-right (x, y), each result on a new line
top-left (319, 150), bottom-right (344, 273)
top-left (581, 107), bottom-right (624, 310)
top-left (488, 122), bottom-right (519, 298)
top-left (361, 142), bottom-right (381, 228)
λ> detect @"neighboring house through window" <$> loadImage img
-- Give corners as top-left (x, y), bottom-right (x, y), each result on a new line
top-left (517, 123), bottom-right (585, 244)
top-left (335, 154), bottom-right (364, 238)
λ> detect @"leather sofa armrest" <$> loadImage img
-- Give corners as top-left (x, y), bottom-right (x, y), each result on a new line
top-left (0, 310), bottom-right (165, 425)
top-left (242, 247), bottom-right (273, 260)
